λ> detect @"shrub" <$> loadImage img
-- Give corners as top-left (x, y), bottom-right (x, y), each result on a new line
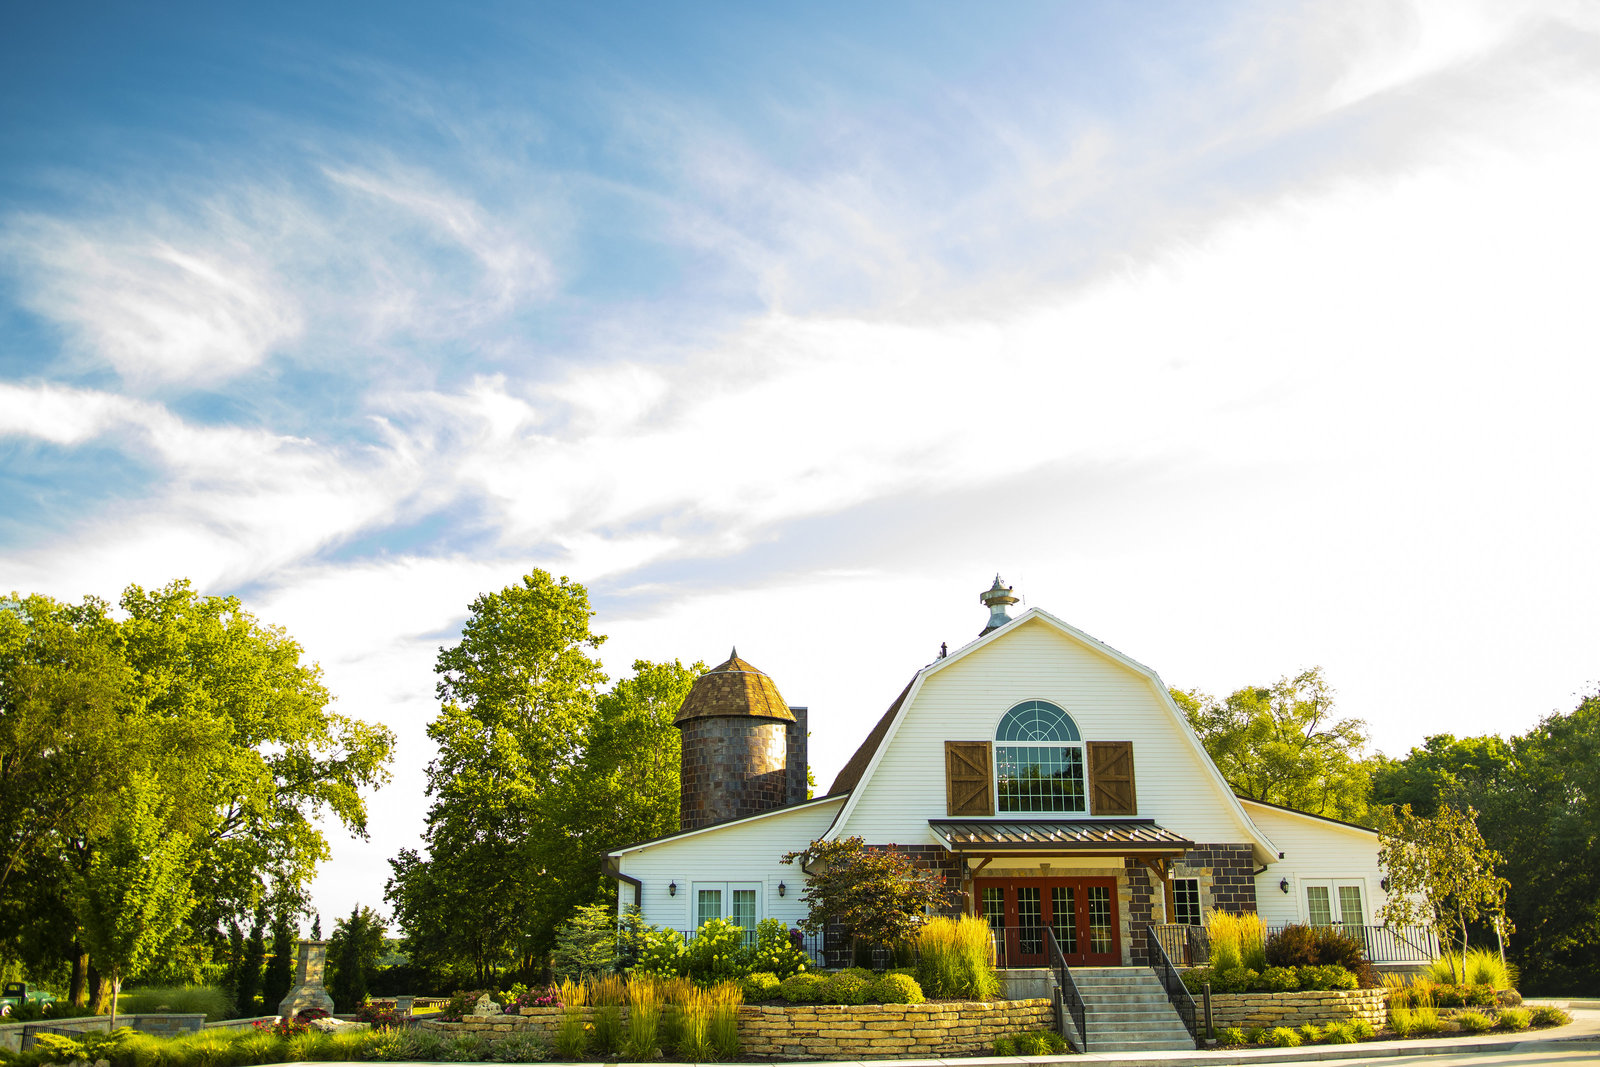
top-left (1456, 1009), bottom-right (1493, 1033)
top-left (993, 1036), bottom-right (1016, 1056)
top-left (1180, 967), bottom-right (1212, 994)
top-left (1011, 1031), bottom-right (1066, 1055)
top-left (741, 971), bottom-right (781, 1002)
top-left (1297, 1023), bottom-right (1321, 1044)
top-left (1530, 1005), bottom-right (1571, 1028)
top-left (871, 973), bottom-right (924, 1005)
top-left (1496, 988), bottom-right (1523, 1007)
top-left (1210, 967), bottom-right (1258, 994)
top-left (1268, 1027), bottom-right (1301, 1047)
top-left (116, 985), bottom-right (235, 1022)
top-left (1215, 1027), bottom-right (1245, 1047)
top-left (685, 917), bottom-right (751, 979)
top-left (487, 1030), bottom-right (547, 1062)
top-left (1254, 966), bottom-right (1300, 992)
top-left (1244, 1026), bottom-right (1267, 1044)
top-left (1298, 964), bottom-right (1357, 991)
top-left (1411, 1005), bottom-right (1442, 1033)
top-left (825, 971), bottom-right (872, 1005)
top-left (1495, 1007), bottom-right (1531, 1031)
top-left (1435, 984), bottom-right (1464, 1007)
top-left (1350, 1018), bottom-right (1376, 1040)
top-left (916, 915), bottom-right (1000, 1000)
top-left (1266, 924), bottom-right (1374, 984)
top-left (750, 918), bottom-right (811, 978)
top-left (1321, 1021), bottom-right (1358, 1044)
top-left (1389, 1007), bottom-right (1419, 1038)
top-left (778, 973), bottom-right (826, 1003)
top-left (1264, 924), bottom-right (1320, 968)
top-left (635, 927), bottom-right (689, 978)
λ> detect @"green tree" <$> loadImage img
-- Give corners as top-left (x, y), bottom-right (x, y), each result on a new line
top-left (262, 907), bottom-right (296, 1013)
top-left (1378, 803), bottom-right (1508, 981)
top-left (1174, 667), bottom-right (1374, 823)
top-left (781, 837), bottom-right (953, 958)
top-left (327, 905), bottom-right (386, 1011)
top-left (1369, 734), bottom-right (1516, 817)
top-left (0, 582), bottom-right (394, 1009)
top-left (388, 571), bottom-right (607, 985)
top-left (238, 906), bottom-right (266, 1014)
top-left (70, 789), bottom-right (195, 1027)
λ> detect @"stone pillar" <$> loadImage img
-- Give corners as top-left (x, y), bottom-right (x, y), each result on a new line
top-left (277, 940), bottom-right (335, 1017)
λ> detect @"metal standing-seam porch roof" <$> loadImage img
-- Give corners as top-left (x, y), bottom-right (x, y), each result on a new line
top-left (929, 818), bottom-right (1195, 854)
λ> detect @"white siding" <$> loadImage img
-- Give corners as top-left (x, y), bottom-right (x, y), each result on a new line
top-left (614, 797), bottom-right (846, 933)
top-left (838, 618), bottom-right (1262, 848)
top-left (1242, 800), bottom-right (1388, 926)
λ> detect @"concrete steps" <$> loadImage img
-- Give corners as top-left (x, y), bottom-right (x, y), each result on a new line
top-left (1066, 966), bottom-right (1196, 1053)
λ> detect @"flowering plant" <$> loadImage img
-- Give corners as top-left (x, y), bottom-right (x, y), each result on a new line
top-left (516, 985), bottom-right (561, 1008)
top-left (752, 918), bottom-right (810, 978)
top-left (686, 917), bottom-right (751, 978)
top-left (255, 1017), bottom-right (309, 1036)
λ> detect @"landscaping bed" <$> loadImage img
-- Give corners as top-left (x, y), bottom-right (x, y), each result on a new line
top-left (1209, 1003), bottom-right (1571, 1048)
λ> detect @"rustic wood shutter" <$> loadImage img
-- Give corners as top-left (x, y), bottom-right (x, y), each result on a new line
top-left (1088, 741), bottom-right (1137, 816)
top-left (945, 741), bottom-right (993, 816)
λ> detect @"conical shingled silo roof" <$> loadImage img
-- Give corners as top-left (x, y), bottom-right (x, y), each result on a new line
top-left (674, 652), bottom-right (796, 725)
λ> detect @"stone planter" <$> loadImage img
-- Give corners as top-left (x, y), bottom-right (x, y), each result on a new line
top-left (1208, 988), bottom-right (1386, 1030)
top-left (422, 998), bottom-right (1055, 1060)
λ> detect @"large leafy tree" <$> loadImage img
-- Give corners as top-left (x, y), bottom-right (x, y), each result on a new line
top-left (1173, 667), bottom-right (1374, 823)
top-left (0, 581), bottom-right (394, 1006)
top-left (388, 571), bottom-right (607, 985)
top-left (327, 905), bottom-right (387, 1011)
top-left (69, 787), bottom-right (195, 1026)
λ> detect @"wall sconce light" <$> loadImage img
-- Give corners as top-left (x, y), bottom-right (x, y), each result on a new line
top-left (1380, 877), bottom-right (1390, 892)
top-left (668, 881), bottom-right (677, 896)
top-left (777, 881), bottom-right (786, 897)
top-left (1279, 878), bottom-right (1290, 894)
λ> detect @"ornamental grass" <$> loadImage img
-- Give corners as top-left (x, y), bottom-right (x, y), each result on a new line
top-left (623, 973), bottom-right (661, 1061)
top-left (1426, 949), bottom-right (1517, 990)
top-left (918, 914), bottom-right (1000, 1000)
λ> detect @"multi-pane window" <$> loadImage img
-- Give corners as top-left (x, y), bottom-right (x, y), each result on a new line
top-left (1306, 885), bottom-right (1333, 926)
top-left (1338, 885), bottom-right (1364, 927)
top-left (1087, 886), bottom-right (1113, 954)
top-left (1173, 878), bottom-right (1202, 926)
top-left (694, 883), bottom-right (761, 946)
top-left (994, 700), bottom-right (1086, 813)
top-left (981, 887), bottom-right (1005, 932)
top-left (1051, 886), bottom-right (1077, 954)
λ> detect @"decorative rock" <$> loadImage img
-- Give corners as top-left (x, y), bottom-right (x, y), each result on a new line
top-left (309, 1018), bottom-right (370, 1034)
top-left (471, 994), bottom-right (503, 1017)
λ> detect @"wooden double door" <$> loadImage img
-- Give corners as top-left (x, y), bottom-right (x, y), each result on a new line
top-left (977, 876), bottom-right (1120, 967)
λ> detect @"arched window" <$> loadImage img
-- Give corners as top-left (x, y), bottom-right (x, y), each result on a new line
top-left (995, 700), bottom-right (1086, 813)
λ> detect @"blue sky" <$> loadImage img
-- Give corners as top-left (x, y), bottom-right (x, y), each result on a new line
top-left (4, 1), bottom-right (1599, 927)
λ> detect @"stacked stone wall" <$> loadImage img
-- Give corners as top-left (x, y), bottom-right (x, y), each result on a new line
top-left (1208, 989), bottom-right (1386, 1030)
top-left (422, 999), bottom-right (1055, 1060)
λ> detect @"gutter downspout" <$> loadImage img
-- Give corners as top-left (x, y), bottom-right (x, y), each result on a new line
top-left (602, 857), bottom-right (642, 908)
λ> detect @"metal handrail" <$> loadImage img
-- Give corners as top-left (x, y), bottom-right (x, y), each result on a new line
top-left (1145, 924), bottom-right (1200, 1047)
top-left (1044, 926), bottom-right (1087, 1053)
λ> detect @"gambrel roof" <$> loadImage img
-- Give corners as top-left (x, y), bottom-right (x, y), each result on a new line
top-left (822, 607), bottom-right (1281, 863)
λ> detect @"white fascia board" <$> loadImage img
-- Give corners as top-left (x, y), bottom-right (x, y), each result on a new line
top-left (608, 794), bottom-right (847, 860)
top-left (1237, 797), bottom-right (1379, 840)
top-left (825, 608), bottom-right (1280, 864)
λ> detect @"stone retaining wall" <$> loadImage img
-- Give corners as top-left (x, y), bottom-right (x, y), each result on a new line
top-left (1209, 989), bottom-right (1386, 1030)
top-left (423, 999), bottom-right (1056, 1060)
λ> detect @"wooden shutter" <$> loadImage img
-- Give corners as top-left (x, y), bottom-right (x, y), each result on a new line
top-left (1088, 741), bottom-right (1137, 815)
top-left (945, 741), bottom-right (993, 816)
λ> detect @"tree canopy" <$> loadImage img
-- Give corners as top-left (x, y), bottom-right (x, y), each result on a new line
top-left (386, 571), bottom-right (708, 988)
top-left (0, 581), bottom-right (394, 1007)
top-left (1173, 666), bottom-right (1374, 823)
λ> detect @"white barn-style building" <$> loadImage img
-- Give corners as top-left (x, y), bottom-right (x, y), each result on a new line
top-left (607, 579), bottom-right (1406, 975)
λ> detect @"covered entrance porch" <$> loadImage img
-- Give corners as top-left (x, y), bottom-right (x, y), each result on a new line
top-left (929, 816), bottom-right (1196, 967)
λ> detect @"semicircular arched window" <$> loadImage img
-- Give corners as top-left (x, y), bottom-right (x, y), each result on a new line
top-left (994, 700), bottom-right (1086, 813)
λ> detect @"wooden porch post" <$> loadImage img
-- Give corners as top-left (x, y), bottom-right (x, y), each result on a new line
top-left (1139, 857), bottom-right (1175, 924)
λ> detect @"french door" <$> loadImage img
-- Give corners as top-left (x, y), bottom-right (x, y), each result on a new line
top-left (977, 877), bottom-right (1120, 966)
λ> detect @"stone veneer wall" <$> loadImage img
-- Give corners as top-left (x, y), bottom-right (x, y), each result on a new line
top-left (1208, 989), bottom-right (1386, 1030)
top-left (678, 718), bottom-right (790, 831)
top-left (422, 999), bottom-right (1055, 1061)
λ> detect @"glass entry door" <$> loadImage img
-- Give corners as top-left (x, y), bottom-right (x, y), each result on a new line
top-left (976, 876), bottom-right (1120, 966)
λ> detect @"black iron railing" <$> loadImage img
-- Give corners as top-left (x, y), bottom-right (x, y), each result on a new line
top-left (1145, 924), bottom-right (1200, 1047)
top-left (1151, 922), bottom-right (1439, 965)
top-left (1044, 927), bottom-right (1087, 1052)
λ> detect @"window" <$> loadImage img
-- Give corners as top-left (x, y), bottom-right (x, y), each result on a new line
top-left (994, 700), bottom-right (1086, 813)
top-left (694, 882), bottom-right (761, 947)
top-left (1303, 880), bottom-right (1365, 927)
top-left (1173, 878), bottom-right (1202, 926)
